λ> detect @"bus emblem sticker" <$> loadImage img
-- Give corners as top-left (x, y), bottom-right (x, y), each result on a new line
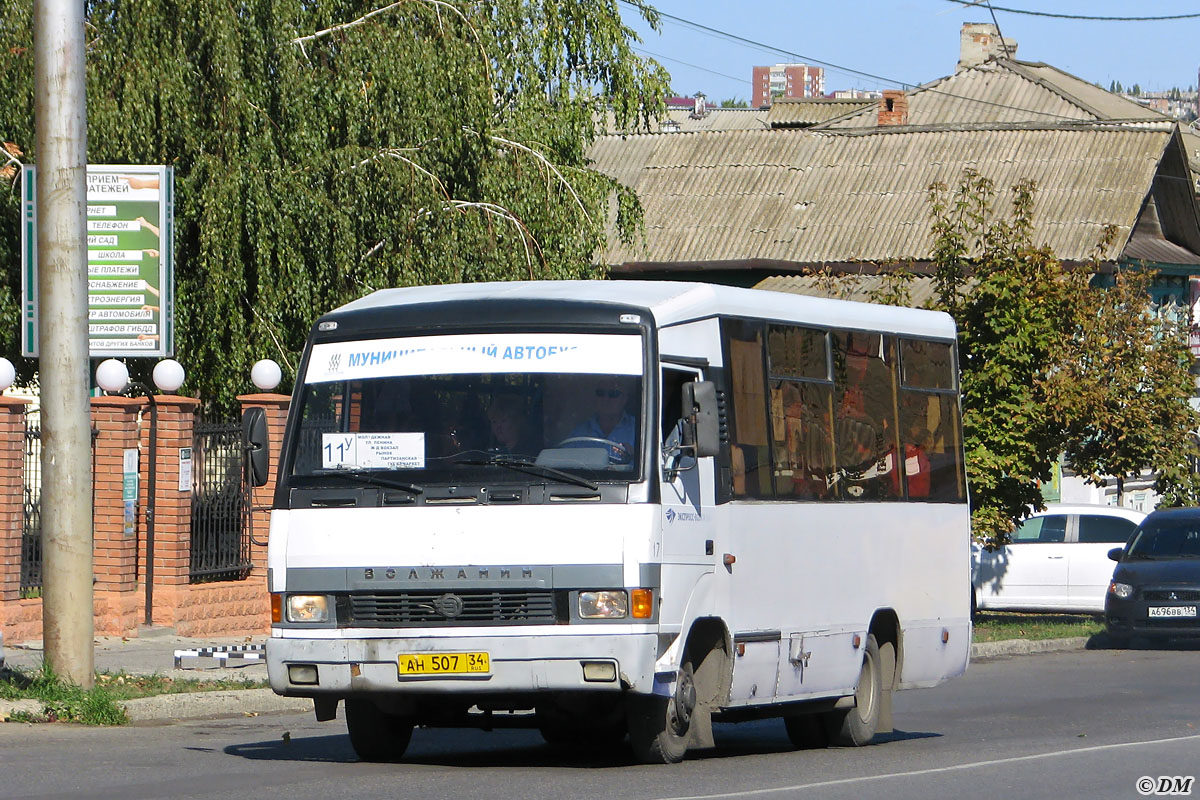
top-left (433, 594), bottom-right (465, 618)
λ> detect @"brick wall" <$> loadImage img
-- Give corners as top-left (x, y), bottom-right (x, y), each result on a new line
top-left (1, 392), bottom-right (290, 644)
top-left (0, 397), bottom-right (30, 604)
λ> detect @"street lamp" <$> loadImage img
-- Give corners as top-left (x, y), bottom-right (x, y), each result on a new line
top-left (0, 357), bottom-right (15, 392)
top-left (250, 359), bottom-right (281, 391)
top-left (95, 358), bottom-right (186, 626)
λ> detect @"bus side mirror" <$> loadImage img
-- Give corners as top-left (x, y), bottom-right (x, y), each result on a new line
top-left (242, 407), bottom-right (270, 487)
top-left (682, 381), bottom-right (720, 458)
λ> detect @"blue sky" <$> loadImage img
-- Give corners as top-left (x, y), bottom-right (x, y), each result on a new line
top-left (619, 1), bottom-right (1200, 101)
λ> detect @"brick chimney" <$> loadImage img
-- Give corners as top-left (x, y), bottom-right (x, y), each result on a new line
top-left (877, 90), bottom-right (909, 126)
top-left (958, 22), bottom-right (1017, 69)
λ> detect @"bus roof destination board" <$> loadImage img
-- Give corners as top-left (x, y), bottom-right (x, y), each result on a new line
top-left (21, 164), bottom-right (175, 358)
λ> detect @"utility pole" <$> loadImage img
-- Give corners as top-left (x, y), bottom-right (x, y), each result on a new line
top-left (35, 0), bottom-right (94, 686)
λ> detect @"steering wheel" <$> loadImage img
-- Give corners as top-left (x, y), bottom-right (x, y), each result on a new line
top-left (554, 436), bottom-right (632, 464)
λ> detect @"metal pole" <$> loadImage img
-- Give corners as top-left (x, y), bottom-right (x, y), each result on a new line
top-left (34, 0), bottom-right (93, 686)
top-left (144, 393), bottom-right (157, 625)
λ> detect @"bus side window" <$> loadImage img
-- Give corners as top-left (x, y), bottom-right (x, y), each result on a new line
top-left (833, 332), bottom-right (901, 501)
top-left (725, 320), bottom-right (773, 498)
top-left (899, 338), bottom-right (966, 502)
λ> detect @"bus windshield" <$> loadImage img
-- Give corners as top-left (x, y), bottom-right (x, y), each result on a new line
top-left (288, 332), bottom-right (645, 484)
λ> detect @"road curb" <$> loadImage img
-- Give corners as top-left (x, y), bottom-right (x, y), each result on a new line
top-left (122, 688), bottom-right (311, 722)
top-left (970, 636), bottom-right (1091, 659)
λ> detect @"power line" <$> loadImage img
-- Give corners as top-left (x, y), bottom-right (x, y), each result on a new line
top-left (621, 0), bottom-right (919, 89)
top-left (942, 0), bottom-right (1200, 21)
top-left (625, 2), bottom-right (1094, 122)
top-left (632, 47), bottom-right (753, 90)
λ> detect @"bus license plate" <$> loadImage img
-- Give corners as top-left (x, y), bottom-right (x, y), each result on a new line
top-left (1148, 606), bottom-right (1197, 618)
top-left (397, 652), bottom-right (490, 675)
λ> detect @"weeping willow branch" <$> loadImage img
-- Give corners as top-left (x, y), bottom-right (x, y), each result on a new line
top-left (247, 301), bottom-right (296, 374)
top-left (291, 0), bottom-right (493, 101)
top-left (342, 146), bottom-right (451, 200)
top-left (444, 200), bottom-right (544, 278)
top-left (464, 128), bottom-right (594, 226)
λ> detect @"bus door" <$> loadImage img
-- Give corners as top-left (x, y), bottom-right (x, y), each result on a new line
top-left (657, 365), bottom-right (718, 634)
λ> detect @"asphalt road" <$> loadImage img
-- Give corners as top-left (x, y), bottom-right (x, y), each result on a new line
top-left (3, 646), bottom-right (1198, 800)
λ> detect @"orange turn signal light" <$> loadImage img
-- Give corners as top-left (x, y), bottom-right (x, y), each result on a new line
top-left (631, 588), bottom-right (654, 619)
top-left (270, 593), bottom-right (283, 624)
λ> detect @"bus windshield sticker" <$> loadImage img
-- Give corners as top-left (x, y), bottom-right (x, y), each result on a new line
top-left (305, 333), bottom-right (643, 384)
top-left (322, 432), bottom-right (426, 470)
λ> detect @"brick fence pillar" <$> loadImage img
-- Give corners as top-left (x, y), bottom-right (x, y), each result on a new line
top-left (139, 396), bottom-right (200, 606)
top-left (238, 393), bottom-right (290, 573)
top-left (0, 397), bottom-right (31, 603)
top-left (90, 397), bottom-right (142, 592)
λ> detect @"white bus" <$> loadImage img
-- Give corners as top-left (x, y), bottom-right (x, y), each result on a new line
top-left (263, 280), bottom-right (971, 763)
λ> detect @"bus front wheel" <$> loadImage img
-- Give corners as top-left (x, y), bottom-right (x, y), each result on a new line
top-left (345, 698), bottom-right (414, 762)
top-left (823, 634), bottom-right (882, 747)
top-left (627, 660), bottom-right (696, 764)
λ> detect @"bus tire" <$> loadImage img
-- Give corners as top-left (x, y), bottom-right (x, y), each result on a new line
top-left (783, 712), bottom-right (828, 749)
top-left (823, 634), bottom-right (882, 747)
top-left (627, 660), bottom-right (695, 764)
top-left (345, 698), bottom-right (414, 762)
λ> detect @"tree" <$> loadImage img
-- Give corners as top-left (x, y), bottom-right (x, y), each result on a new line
top-left (0, 0), bottom-right (670, 412)
top-left (926, 171), bottom-right (1200, 543)
top-left (928, 171), bottom-right (1080, 545)
top-left (719, 97), bottom-right (749, 108)
top-left (1048, 265), bottom-right (1200, 505)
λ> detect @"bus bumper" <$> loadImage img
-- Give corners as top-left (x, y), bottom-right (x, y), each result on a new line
top-left (267, 631), bottom-right (659, 698)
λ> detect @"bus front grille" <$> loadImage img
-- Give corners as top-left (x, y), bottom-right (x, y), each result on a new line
top-left (347, 590), bottom-right (560, 626)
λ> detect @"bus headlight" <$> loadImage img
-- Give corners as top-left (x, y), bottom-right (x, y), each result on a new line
top-left (1108, 581), bottom-right (1133, 599)
top-left (579, 590), bottom-right (628, 619)
top-left (287, 594), bottom-right (331, 623)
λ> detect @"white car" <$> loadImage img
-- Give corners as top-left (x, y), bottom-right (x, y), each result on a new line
top-left (972, 504), bottom-right (1147, 614)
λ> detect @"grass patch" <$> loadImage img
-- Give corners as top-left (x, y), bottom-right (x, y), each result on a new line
top-left (1, 666), bottom-right (267, 725)
top-left (972, 612), bottom-right (1104, 643)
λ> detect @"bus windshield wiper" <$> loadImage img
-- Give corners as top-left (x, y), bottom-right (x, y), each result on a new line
top-left (458, 455), bottom-right (599, 491)
top-left (316, 469), bottom-right (424, 495)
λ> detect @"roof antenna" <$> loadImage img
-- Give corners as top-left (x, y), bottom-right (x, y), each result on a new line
top-left (984, 1), bottom-right (1012, 60)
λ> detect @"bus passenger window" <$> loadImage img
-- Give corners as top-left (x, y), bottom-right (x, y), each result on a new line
top-left (899, 338), bottom-right (966, 502)
top-left (725, 320), bottom-right (773, 498)
top-left (833, 332), bottom-right (901, 501)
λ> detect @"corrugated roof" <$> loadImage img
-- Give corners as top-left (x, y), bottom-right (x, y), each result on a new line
top-left (588, 122), bottom-right (1177, 270)
top-left (602, 109), bottom-right (768, 135)
top-left (753, 274), bottom-right (951, 307)
top-left (817, 59), bottom-right (1166, 130)
top-left (1014, 62), bottom-right (1166, 121)
top-left (768, 98), bottom-right (875, 128)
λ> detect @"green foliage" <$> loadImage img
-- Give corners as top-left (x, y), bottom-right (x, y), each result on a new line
top-left (929, 170), bottom-right (1079, 545)
top-left (718, 97), bottom-right (748, 108)
top-left (0, 0), bottom-right (670, 412)
top-left (0, 665), bottom-right (128, 724)
top-left (927, 170), bottom-right (1200, 543)
top-left (1048, 267), bottom-right (1200, 506)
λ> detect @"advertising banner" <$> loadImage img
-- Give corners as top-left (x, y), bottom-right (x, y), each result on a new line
top-left (22, 164), bottom-right (175, 357)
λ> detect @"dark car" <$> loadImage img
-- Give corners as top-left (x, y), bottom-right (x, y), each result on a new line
top-left (1104, 507), bottom-right (1200, 646)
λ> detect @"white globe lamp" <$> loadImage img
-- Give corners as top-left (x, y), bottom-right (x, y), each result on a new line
top-left (251, 359), bottom-right (282, 391)
top-left (152, 359), bottom-right (186, 393)
top-left (95, 358), bottom-right (130, 394)
top-left (0, 357), bottom-right (14, 392)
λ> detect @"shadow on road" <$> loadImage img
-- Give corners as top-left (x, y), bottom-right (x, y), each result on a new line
top-left (1086, 632), bottom-right (1200, 651)
top-left (224, 721), bottom-right (941, 768)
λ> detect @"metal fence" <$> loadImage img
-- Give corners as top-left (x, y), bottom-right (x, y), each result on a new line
top-left (189, 418), bottom-right (252, 583)
top-left (21, 423), bottom-right (43, 598)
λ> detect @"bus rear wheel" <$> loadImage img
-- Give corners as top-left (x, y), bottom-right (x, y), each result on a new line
top-left (345, 698), bottom-right (414, 762)
top-left (627, 660), bottom-right (695, 764)
top-left (823, 634), bottom-right (882, 747)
